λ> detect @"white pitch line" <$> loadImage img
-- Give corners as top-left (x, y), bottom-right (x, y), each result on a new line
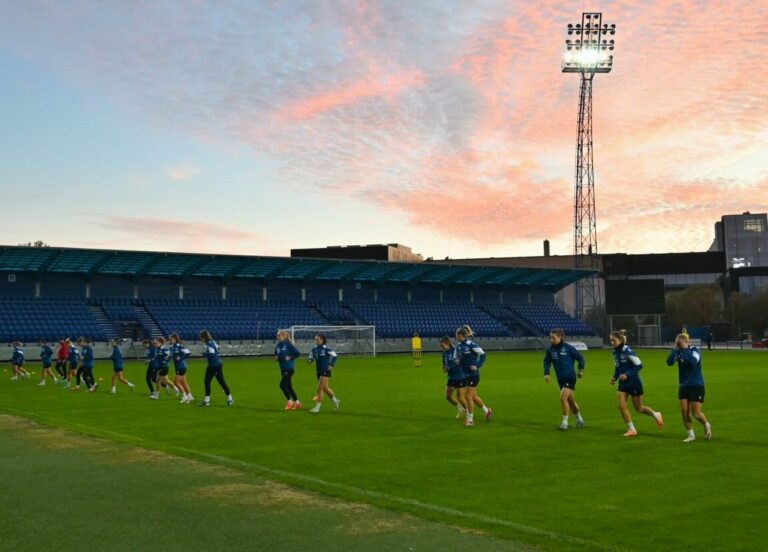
top-left (175, 447), bottom-right (624, 551)
top-left (2, 408), bottom-right (623, 551)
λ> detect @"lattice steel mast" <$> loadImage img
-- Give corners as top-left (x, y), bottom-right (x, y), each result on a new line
top-left (562, 12), bottom-right (615, 320)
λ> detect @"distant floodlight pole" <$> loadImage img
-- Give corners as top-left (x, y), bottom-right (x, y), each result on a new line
top-left (562, 12), bottom-right (615, 321)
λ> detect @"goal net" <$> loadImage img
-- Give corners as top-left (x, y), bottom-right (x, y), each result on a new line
top-left (637, 324), bottom-right (661, 346)
top-left (289, 325), bottom-right (376, 357)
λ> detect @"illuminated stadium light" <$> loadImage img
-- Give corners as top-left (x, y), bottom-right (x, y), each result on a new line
top-left (562, 13), bottom-right (616, 74)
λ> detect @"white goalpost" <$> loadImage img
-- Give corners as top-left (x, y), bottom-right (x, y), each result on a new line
top-left (637, 324), bottom-right (661, 346)
top-left (289, 325), bottom-right (376, 357)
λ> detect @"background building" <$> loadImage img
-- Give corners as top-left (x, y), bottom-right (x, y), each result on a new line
top-left (709, 212), bottom-right (768, 294)
top-left (291, 244), bottom-right (423, 263)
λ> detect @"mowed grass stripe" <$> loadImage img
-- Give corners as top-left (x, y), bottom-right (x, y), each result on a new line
top-left (173, 447), bottom-right (616, 550)
top-left (0, 414), bottom-right (539, 552)
top-left (1, 349), bottom-right (767, 551)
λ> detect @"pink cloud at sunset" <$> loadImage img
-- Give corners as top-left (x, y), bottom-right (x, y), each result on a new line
top-left (277, 70), bottom-right (428, 122)
top-left (0, 1), bottom-right (766, 256)
top-left (99, 217), bottom-right (264, 254)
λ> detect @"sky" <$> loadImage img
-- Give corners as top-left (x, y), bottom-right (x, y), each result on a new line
top-left (0, 0), bottom-right (766, 260)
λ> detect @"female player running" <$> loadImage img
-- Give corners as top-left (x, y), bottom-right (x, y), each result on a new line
top-left (80, 338), bottom-right (97, 392)
top-left (169, 333), bottom-right (193, 404)
top-left (440, 336), bottom-right (466, 419)
top-left (109, 338), bottom-right (135, 394)
top-left (54, 339), bottom-right (68, 381)
top-left (666, 333), bottom-right (712, 442)
top-left (455, 325), bottom-right (492, 427)
top-left (66, 338), bottom-right (80, 389)
top-left (609, 330), bottom-right (663, 437)
top-left (37, 341), bottom-right (57, 386)
top-left (275, 330), bottom-right (302, 410)
top-left (543, 329), bottom-right (585, 430)
top-left (151, 337), bottom-right (178, 400)
top-left (198, 330), bottom-right (234, 407)
top-left (307, 333), bottom-right (339, 414)
top-left (10, 341), bottom-right (30, 380)
top-left (143, 339), bottom-right (158, 395)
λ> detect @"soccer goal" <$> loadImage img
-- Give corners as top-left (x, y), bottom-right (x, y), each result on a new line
top-left (637, 324), bottom-right (661, 346)
top-left (289, 325), bottom-right (376, 357)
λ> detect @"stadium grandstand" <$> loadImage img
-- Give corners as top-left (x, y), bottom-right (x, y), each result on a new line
top-left (0, 245), bottom-right (597, 348)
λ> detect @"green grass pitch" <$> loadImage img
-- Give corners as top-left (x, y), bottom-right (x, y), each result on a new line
top-left (1, 349), bottom-right (766, 551)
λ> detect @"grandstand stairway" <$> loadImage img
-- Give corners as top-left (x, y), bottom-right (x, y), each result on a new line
top-left (132, 305), bottom-right (164, 338)
top-left (307, 304), bottom-right (332, 324)
top-left (341, 304), bottom-right (367, 325)
top-left (476, 305), bottom-right (523, 337)
top-left (312, 302), bottom-right (359, 325)
top-left (88, 304), bottom-right (118, 341)
top-left (505, 308), bottom-right (544, 337)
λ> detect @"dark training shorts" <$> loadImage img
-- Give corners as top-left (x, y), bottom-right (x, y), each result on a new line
top-left (678, 385), bottom-right (705, 403)
top-left (465, 374), bottom-right (480, 388)
top-left (618, 382), bottom-right (644, 396)
top-left (558, 378), bottom-right (577, 390)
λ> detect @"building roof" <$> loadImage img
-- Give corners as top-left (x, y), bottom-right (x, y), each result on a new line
top-left (0, 245), bottom-right (593, 290)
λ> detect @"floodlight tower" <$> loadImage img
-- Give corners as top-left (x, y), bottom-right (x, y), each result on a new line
top-left (562, 12), bottom-right (615, 321)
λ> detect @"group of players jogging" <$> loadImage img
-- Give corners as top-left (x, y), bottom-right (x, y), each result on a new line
top-left (8, 328), bottom-right (341, 414)
top-left (8, 323), bottom-right (712, 440)
top-left (538, 328), bottom-right (712, 442)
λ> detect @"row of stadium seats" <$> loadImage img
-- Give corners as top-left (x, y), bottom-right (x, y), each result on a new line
top-left (101, 304), bottom-right (139, 322)
top-left (346, 302), bottom-right (509, 338)
top-left (0, 298), bottom-right (594, 342)
top-left (146, 301), bottom-right (324, 340)
top-left (512, 303), bottom-right (593, 335)
top-left (0, 299), bottom-right (107, 342)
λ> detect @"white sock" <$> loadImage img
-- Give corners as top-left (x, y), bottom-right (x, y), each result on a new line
top-left (688, 428), bottom-right (695, 437)
top-left (204, 396), bottom-right (210, 403)
top-left (467, 412), bottom-right (474, 420)
top-left (188, 394), bottom-right (195, 400)
top-left (576, 413), bottom-right (584, 422)
top-left (111, 387), bottom-right (116, 392)
top-left (653, 411), bottom-right (661, 420)
top-left (227, 394), bottom-right (233, 401)
top-left (562, 415), bottom-right (569, 425)
top-left (128, 382), bottom-right (135, 387)
top-left (481, 405), bottom-right (489, 414)
top-left (457, 404), bottom-right (465, 412)
top-left (628, 422), bottom-right (636, 430)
